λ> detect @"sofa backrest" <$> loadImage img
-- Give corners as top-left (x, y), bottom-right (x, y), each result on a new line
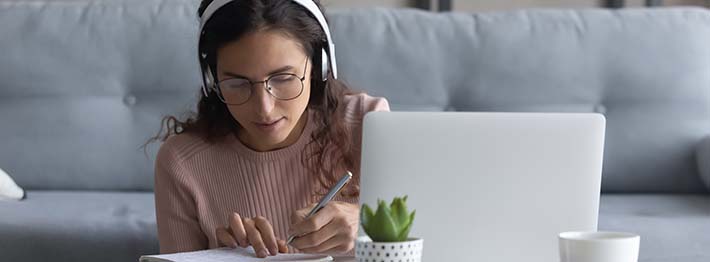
top-left (329, 7), bottom-right (710, 194)
top-left (0, 0), bottom-right (201, 191)
top-left (1, 0), bottom-right (709, 193)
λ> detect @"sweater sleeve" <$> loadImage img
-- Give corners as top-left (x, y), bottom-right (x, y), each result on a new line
top-left (362, 94), bottom-right (390, 114)
top-left (154, 140), bottom-right (208, 254)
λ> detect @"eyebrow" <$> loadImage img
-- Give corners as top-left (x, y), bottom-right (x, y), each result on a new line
top-left (222, 65), bottom-right (296, 79)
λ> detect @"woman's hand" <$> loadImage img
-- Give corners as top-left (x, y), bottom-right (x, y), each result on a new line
top-left (215, 212), bottom-right (289, 258)
top-left (288, 201), bottom-right (359, 254)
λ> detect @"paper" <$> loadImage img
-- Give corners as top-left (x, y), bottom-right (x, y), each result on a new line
top-left (139, 247), bottom-right (333, 262)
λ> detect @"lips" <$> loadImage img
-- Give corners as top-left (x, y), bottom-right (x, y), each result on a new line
top-left (255, 118), bottom-right (283, 126)
top-left (253, 117), bottom-right (285, 132)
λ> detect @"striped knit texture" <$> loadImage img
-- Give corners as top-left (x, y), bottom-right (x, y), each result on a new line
top-left (154, 93), bottom-right (389, 254)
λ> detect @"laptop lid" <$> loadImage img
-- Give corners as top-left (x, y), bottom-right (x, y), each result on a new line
top-left (359, 112), bottom-right (606, 262)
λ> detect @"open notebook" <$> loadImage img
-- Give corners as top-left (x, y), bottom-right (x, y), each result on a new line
top-left (139, 247), bottom-right (333, 262)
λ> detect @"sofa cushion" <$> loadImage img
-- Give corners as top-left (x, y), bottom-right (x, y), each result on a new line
top-left (0, 167), bottom-right (24, 201)
top-left (1, 192), bottom-right (707, 262)
top-left (599, 194), bottom-right (710, 262)
top-left (0, 191), bottom-right (159, 262)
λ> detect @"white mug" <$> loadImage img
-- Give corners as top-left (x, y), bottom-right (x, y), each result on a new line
top-left (559, 231), bottom-right (640, 262)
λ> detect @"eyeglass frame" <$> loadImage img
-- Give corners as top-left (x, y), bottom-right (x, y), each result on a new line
top-left (213, 57), bottom-right (309, 105)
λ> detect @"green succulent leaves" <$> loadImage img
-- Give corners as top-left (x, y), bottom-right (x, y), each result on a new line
top-left (361, 195), bottom-right (416, 242)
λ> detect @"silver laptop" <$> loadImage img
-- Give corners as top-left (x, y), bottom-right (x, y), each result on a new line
top-left (358, 112), bottom-right (606, 262)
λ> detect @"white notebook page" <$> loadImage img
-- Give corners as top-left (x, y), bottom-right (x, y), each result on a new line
top-left (139, 247), bottom-right (333, 262)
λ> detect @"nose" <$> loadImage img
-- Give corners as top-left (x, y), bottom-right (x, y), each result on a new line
top-left (251, 82), bottom-right (275, 115)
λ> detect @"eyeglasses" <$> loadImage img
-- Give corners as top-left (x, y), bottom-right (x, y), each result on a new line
top-left (215, 57), bottom-right (309, 105)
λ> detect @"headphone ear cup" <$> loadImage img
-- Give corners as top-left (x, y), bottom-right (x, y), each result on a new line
top-left (202, 65), bottom-right (215, 97)
top-left (321, 48), bottom-right (329, 82)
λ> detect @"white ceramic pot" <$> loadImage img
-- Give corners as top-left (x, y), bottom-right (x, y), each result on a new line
top-left (355, 236), bottom-right (423, 262)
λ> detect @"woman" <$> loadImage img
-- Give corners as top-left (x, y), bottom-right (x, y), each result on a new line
top-left (149, 0), bottom-right (389, 258)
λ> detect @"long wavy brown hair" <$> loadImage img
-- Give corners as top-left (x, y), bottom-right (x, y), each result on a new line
top-left (145, 0), bottom-right (359, 199)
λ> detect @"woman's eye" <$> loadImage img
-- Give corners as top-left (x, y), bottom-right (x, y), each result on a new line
top-left (270, 75), bottom-right (296, 83)
top-left (225, 81), bottom-right (250, 89)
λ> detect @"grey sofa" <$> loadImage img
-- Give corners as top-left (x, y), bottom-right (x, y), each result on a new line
top-left (1, 0), bottom-right (709, 261)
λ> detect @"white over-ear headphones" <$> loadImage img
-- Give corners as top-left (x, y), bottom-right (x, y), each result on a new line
top-left (198, 0), bottom-right (338, 97)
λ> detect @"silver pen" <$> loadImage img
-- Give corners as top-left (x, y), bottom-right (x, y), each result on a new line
top-left (286, 171), bottom-right (353, 245)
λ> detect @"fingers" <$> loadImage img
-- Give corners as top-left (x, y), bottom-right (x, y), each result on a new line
top-left (223, 212), bottom-right (289, 257)
top-left (216, 227), bottom-right (237, 248)
top-left (289, 202), bottom-right (360, 254)
top-left (290, 203), bottom-right (317, 226)
top-left (229, 213), bottom-right (248, 247)
top-left (243, 217), bottom-right (271, 258)
top-left (277, 239), bottom-right (289, 253)
top-left (301, 234), bottom-right (353, 254)
top-left (291, 219), bottom-right (340, 251)
top-left (254, 216), bottom-right (279, 256)
top-left (289, 203), bottom-right (335, 238)
top-left (321, 235), bottom-right (355, 254)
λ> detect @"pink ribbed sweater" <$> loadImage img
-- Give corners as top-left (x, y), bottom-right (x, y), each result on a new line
top-left (154, 93), bottom-right (390, 254)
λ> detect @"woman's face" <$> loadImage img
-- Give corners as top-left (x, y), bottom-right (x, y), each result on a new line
top-left (216, 30), bottom-right (312, 152)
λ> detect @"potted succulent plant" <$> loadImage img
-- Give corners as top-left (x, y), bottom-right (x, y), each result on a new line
top-left (356, 196), bottom-right (423, 262)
